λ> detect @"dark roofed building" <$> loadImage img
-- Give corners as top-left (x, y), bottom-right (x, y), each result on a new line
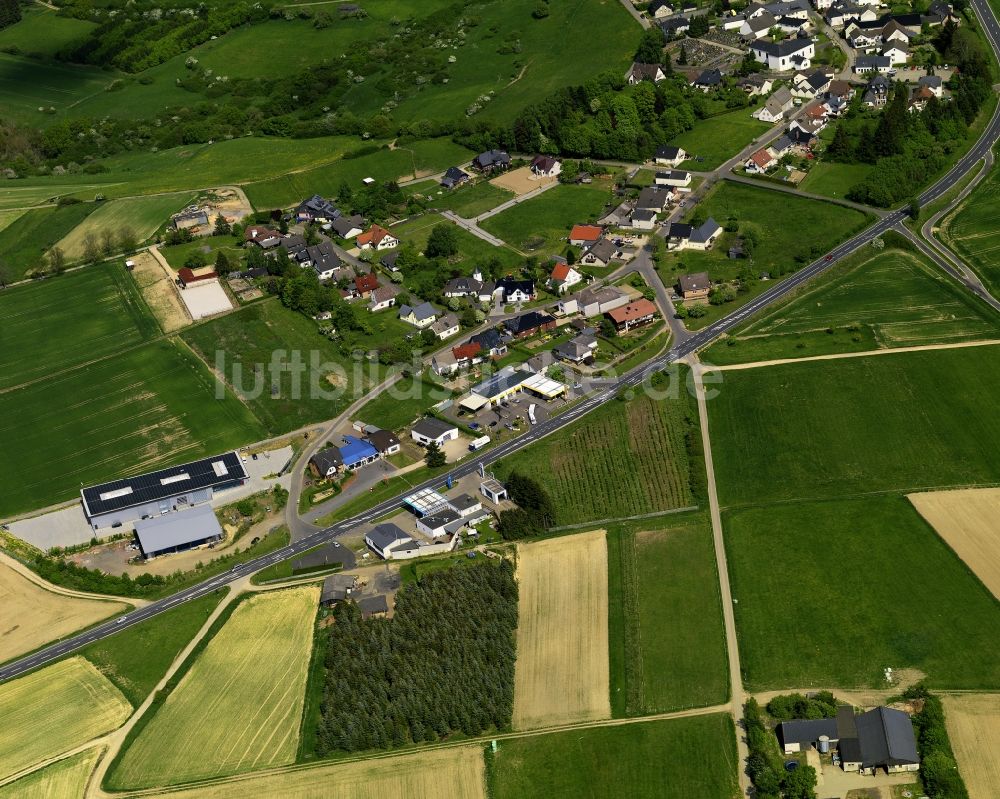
top-left (320, 573), bottom-right (358, 605)
top-left (310, 447), bottom-right (344, 478)
top-left (505, 310), bottom-right (556, 338)
top-left (678, 271), bottom-right (711, 299)
top-left (296, 194), bottom-right (340, 222)
top-left (473, 150), bottom-right (511, 173)
top-left (356, 594), bottom-right (390, 618)
top-left (366, 428), bottom-right (401, 455)
top-left (694, 68), bottom-right (723, 90)
top-left (81, 452), bottom-right (247, 528)
top-left (845, 707), bottom-right (920, 774)
top-left (441, 166), bottom-right (470, 189)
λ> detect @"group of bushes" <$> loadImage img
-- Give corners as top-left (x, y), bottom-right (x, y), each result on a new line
top-left (744, 697), bottom-right (819, 799)
top-left (496, 472), bottom-right (555, 539)
top-left (904, 684), bottom-right (969, 799)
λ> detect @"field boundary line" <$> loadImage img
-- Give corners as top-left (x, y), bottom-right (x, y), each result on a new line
top-left (547, 505), bottom-right (699, 532)
top-left (706, 337), bottom-right (1000, 371)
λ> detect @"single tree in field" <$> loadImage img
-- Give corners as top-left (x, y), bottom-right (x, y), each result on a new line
top-left (424, 441), bottom-right (446, 468)
top-left (83, 232), bottom-right (101, 263)
top-left (100, 228), bottom-right (115, 257)
top-left (47, 246), bottom-right (66, 274)
top-left (213, 214), bottom-right (231, 236)
top-left (425, 223), bottom-right (459, 258)
top-left (117, 226), bottom-right (137, 254)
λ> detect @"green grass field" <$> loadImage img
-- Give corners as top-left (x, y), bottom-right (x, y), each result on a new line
top-left (497, 383), bottom-right (695, 527)
top-left (943, 156), bottom-right (1000, 296)
top-left (726, 496), bottom-right (1000, 690)
top-left (0, 749), bottom-right (100, 799)
top-left (479, 181), bottom-right (614, 255)
top-left (0, 202), bottom-right (98, 280)
top-left (56, 193), bottom-right (193, 259)
top-left (244, 138), bottom-right (474, 210)
top-left (389, 211), bottom-right (521, 271)
top-left (489, 714), bottom-right (738, 799)
top-left (607, 515), bottom-right (729, 717)
top-left (181, 300), bottom-right (378, 436)
top-left (80, 589), bottom-right (228, 708)
top-left (799, 161), bottom-right (875, 200)
top-left (110, 587), bottom-right (319, 789)
top-left (0, 262), bottom-right (158, 390)
top-left (159, 234), bottom-right (244, 271)
top-left (0, 657), bottom-right (130, 782)
top-left (708, 345), bottom-right (1000, 508)
top-left (703, 247), bottom-right (1000, 365)
top-left (420, 180), bottom-right (516, 218)
top-left (673, 109), bottom-right (772, 170)
top-left (0, 338), bottom-right (264, 516)
top-left (356, 372), bottom-right (454, 432)
top-left (0, 51), bottom-right (110, 126)
top-left (0, 7), bottom-right (96, 59)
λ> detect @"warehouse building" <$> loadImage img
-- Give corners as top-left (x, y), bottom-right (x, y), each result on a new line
top-left (133, 504), bottom-right (223, 559)
top-left (80, 451), bottom-right (248, 530)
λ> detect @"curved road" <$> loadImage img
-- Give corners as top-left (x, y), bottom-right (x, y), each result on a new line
top-left (3, 0), bottom-right (1000, 685)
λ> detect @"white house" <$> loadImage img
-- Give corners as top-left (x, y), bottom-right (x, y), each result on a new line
top-left (882, 42), bottom-right (909, 64)
top-left (410, 417), bottom-right (459, 446)
top-left (530, 155), bottom-right (561, 178)
top-left (630, 209), bottom-right (658, 231)
top-left (919, 74), bottom-right (944, 98)
top-left (745, 147), bottom-right (778, 173)
top-left (750, 37), bottom-right (815, 71)
top-left (665, 217), bottom-right (723, 251)
top-left (753, 86), bottom-right (795, 121)
top-left (430, 313), bottom-right (460, 340)
top-left (368, 285), bottom-right (398, 312)
top-left (580, 238), bottom-right (624, 267)
top-left (549, 262), bottom-right (584, 294)
top-left (357, 224), bottom-right (399, 251)
top-left (655, 170), bottom-right (691, 188)
top-left (626, 62), bottom-right (667, 84)
top-left (654, 145), bottom-right (687, 166)
top-left (365, 524), bottom-right (418, 560)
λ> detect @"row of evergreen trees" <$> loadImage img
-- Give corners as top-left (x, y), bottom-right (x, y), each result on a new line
top-left (497, 472), bottom-right (556, 539)
top-left (315, 559), bottom-right (518, 755)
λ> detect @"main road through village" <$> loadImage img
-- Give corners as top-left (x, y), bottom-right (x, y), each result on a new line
top-left (3, 0), bottom-right (1000, 685)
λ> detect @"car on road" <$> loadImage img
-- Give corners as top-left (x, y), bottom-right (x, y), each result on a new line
top-left (469, 422), bottom-right (481, 430)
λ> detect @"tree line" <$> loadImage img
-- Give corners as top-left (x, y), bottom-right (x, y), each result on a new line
top-left (496, 472), bottom-right (556, 539)
top-left (903, 683), bottom-right (969, 799)
top-left (314, 559), bottom-right (518, 755)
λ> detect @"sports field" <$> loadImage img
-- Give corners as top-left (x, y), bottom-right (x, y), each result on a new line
top-left (910, 487), bottom-right (1000, 600)
top-left (943, 694), bottom-right (1000, 799)
top-left (672, 109), bottom-right (771, 170)
top-left (0, 556), bottom-right (128, 665)
top-left (0, 749), bottom-right (100, 799)
top-left (181, 301), bottom-right (370, 436)
top-left (479, 182), bottom-right (612, 255)
top-left (0, 202), bottom-right (98, 281)
top-left (490, 714), bottom-right (738, 799)
top-left (56, 193), bottom-right (193, 259)
top-left (110, 586), bottom-right (319, 788)
top-left (942, 157), bottom-right (1000, 295)
top-left (498, 389), bottom-right (694, 527)
top-left (704, 248), bottom-right (1000, 365)
top-left (707, 345), bottom-right (1000, 507)
top-left (725, 496), bottom-right (1000, 690)
top-left (608, 516), bottom-right (729, 716)
top-left (513, 530), bottom-right (611, 730)
top-left (0, 262), bottom-right (158, 390)
top-left (140, 745), bottom-right (486, 799)
top-left (0, 656), bottom-right (130, 781)
top-left (0, 338), bottom-right (264, 517)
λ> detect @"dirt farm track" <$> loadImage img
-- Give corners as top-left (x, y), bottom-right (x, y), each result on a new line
top-left (512, 529), bottom-right (611, 730)
top-left (909, 488), bottom-right (1000, 600)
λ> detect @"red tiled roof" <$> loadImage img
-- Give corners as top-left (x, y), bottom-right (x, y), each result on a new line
top-left (355, 273), bottom-right (379, 292)
top-left (178, 267), bottom-right (217, 284)
top-left (551, 263), bottom-right (572, 280)
top-left (607, 298), bottom-right (658, 323)
top-left (452, 342), bottom-right (482, 360)
top-left (749, 148), bottom-right (775, 168)
top-left (243, 225), bottom-right (277, 242)
top-left (358, 224), bottom-right (393, 246)
top-left (569, 224), bottom-right (602, 242)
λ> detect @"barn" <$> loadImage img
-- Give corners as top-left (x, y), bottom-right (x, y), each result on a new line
top-left (80, 451), bottom-right (248, 530)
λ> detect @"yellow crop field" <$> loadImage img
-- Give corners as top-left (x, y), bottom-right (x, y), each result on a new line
top-left (0, 657), bottom-right (130, 781)
top-left (142, 745), bottom-right (486, 799)
top-left (910, 488), bottom-right (1000, 600)
top-left (512, 529), bottom-right (611, 730)
top-left (943, 694), bottom-right (1000, 799)
top-left (0, 556), bottom-right (128, 664)
top-left (0, 749), bottom-right (100, 799)
top-left (110, 586), bottom-right (319, 789)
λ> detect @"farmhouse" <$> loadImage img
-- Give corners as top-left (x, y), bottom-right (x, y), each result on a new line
top-left (750, 37), bottom-right (815, 70)
top-left (357, 224), bottom-right (399, 251)
top-left (569, 224), bottom-right (603, 246)
top-left (441, 166), bottom-right (470, 189)
top-left (530, 155), bottom-right (562, 178)
top-left (133, 504), bottom-right (223, 560)
top-left (399, 301), bottom-right (438, 328)
top-left (654, 145), bottom-right (687, 166)
top-left (473, 149), bottom-right (511, 173)
top-left (81, 451), bottom-right (248, 529)
top-left (777, 705), bottom-right (919, 776)
top-left (411, 417), bottom-right (459, 446)
top-left (678, 272), bottom-right (711, 300)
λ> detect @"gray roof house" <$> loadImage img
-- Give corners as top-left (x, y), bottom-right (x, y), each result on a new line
top-left (399, 301), bottom-right (439, 327)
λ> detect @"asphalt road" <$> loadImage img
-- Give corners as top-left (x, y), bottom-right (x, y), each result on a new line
top-left (3, 0), bottom-right (1000, 684)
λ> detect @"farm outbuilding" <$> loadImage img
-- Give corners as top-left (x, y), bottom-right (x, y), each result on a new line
top-left (81, 451), bottom-right (248, 530)
top-left (133, 504), bottom-right (223, 559)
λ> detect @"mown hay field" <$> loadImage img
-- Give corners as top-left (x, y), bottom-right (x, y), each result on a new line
top-left (56, 193), bottom-right (193, 259)
top-left (138, 745), bottom-right (486, 799)
top-left (0, 261), bottom-right (158, 391)
top-left (0, 749), bottom-right (100, 799)
top-left (513, 530), bottom-right (610, 730)
top-left (0, 556), bottom-right (128, 665)
top-left (0, 657), bottom-right (130, 782)
top-left (0, 338), bottom-right (264, 517)
top-left (910, 487), bottom-right (1000, 600)
top-left (708, 345), bottom-right (1000, 507)
top-left (110, 586), bottom-right (319, 789)
top-left (498, 390), bottom-right (693, 527)
top-left (704, 249), bottom-right (1000, 365)
top-left (942, 694), bottom-right (1000, 799)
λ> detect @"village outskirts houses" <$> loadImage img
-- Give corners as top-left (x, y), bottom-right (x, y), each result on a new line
top-left (557, 284), bottom-right (630, 317)
top-left (580, 238), bottom-right (624, 267)
top-left (398, 301), bottom-right (438, 328)
top-left (548, 262), bottom-right (584, 294)
top-left (752, 86), bottom-right (795, 122)
top-left (569, 224), bottom-right (603, 247)
top-left (368, 284), bottom-right (399, 312)
top-left (745, 146), bottom-right (778, 174)
top-left (530, 155), bottom-right (562, 178)
top-left (654, 145), bottom-right (687, 167)
top-left (677, 272), bottom-right (712, 301)
top-left (357, 224), bottom-right (399, 251)
top-left (665, 218), bottom-right (723, 251)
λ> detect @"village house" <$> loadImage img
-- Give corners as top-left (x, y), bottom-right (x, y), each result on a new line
top-left (495, 276), bottom-right (535, 304)
top-left (549, 262), bottom-right (584, 294)
top-left (368, 284), bottom-right (399, 312)
top-left (666, 218), bottom-right (723, 251)
top-left (653, 171), bottom-right (691, 189)
top-left (639, 185), bottom-right (675, 210)
top-left (677, 271), bottom-right (711, 300)
top-left (296, 195), bottom-right (340, 223)
top-left (440, 166), bottom-right (470, 189)
top-left (746, 147), bottom-right (778, 174)
top-left (750, 37), bottom-right (815, 71)
top-left (569, 224), bottom-right (604, 247)
top-left (630, 208), bottom-right (658, 231)
top-left (472, 150), bottom-right (511, 173)
top-left (882, 41), bottom-right (909, 65)
top-left (357, 224), bottom-right (399, 251)
top-left (353, 272), bottom-right (379, 299)
top-left (410, 417), bottom-right (459, 447)
top-left (919, 74), bottom-right (944, 98)
top-left (855, 54), bottom-right (892, 74)
top-left (693, 68), bottom-right (723, 92)
top-left (606, 298), bottom-right (659, 332)
top-left (297, 241), bottom-right (343, 281)
top-left (654, 145), bottom-right (687, 166)
top-left (753, 86), bottom-right (795, 122)
top-left (581, 238), bottom-right (625, 267)
top-left (380, 250), bottom-right (401, 272)
top-left (398, 301), bottom-right (439, 328)
top-left (365, 524), bottom-right (418, 560)
top-left (430, 313), bottom-right (460, 340)
top-left (243, 225), bottom-right (281, 249)
top-left (659, 14), bottom-right (690, 36)
top-left (332, 214), bottom-right (365, 239)
top-left (530, 155), bottom-right (562, 178)
top-left (365, 428), bottom-right (401, 457)
top-left (740, 74), bottom-right (774, 95)
top-left (557, 285), bottom-right (630, 317)
top-left (505, 310), bottom-right (557, 339)
top-left (626, 62), bottom-right (667, 84)
top-left (791, 70), bottom-right (832, 100)
top-left (741, 11), bottom-right (777, 39)
top-left (648, 0), bottom-right (674, 18)
top-left (469, 328), bottom-right (507, 358)
top-left (722, 13), bottom-right (747, 30)
top-left (432, 341), bottom-right (484, 376)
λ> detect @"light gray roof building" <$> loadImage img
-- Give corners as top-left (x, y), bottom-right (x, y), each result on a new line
top-left (133, 504), bottom-right (222, 559)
